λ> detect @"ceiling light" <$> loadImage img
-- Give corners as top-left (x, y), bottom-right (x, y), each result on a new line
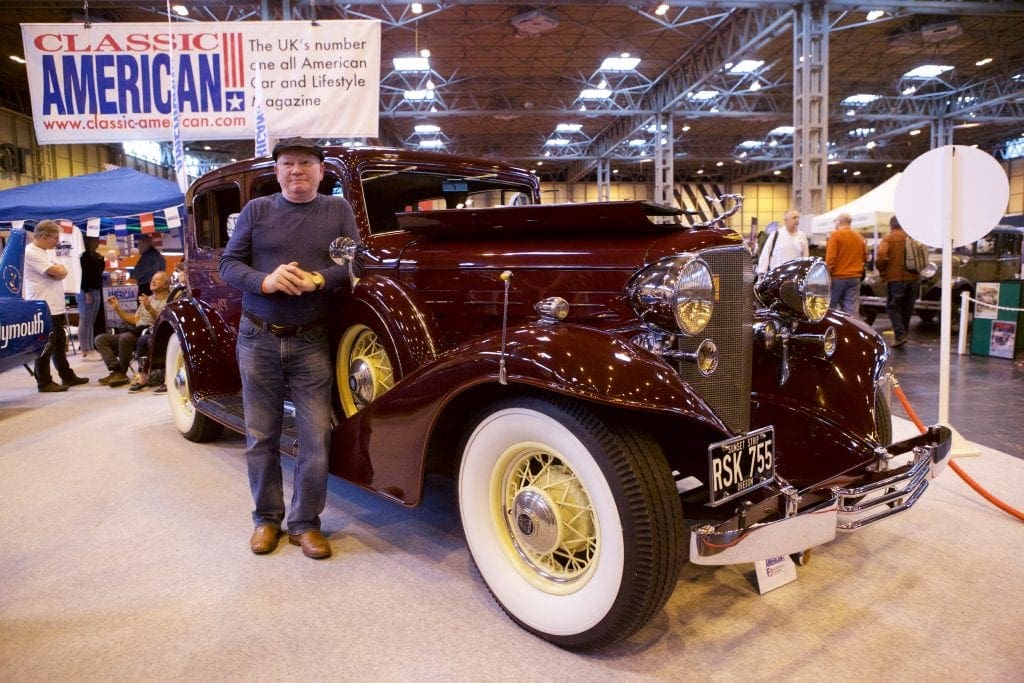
top-left (849, 127), bottom-right (876, 137)
top-left (600, 56), bottom-right (641, 72)
top-left (886, 163), bottom-right (893, 168)
top-left (769, 126), bottom-right (794, 136)
top-left (738, 140), bottom-right (762, 149)
top-left (414, 124), bottom-right (440, 134)
top-left (773, 170), bottom-right (782, 175)
top-left (404, 89), bottom-right (435, 101)
top-left (645, 123), bottom-right (668, 133)
top-left (866, 141), bottom-right (877, 149)
top-left (10, 54), bottom-right (26, 64)
top-left (865, 10), bottom-right (885, 21)
top-left (654, 4), bottom-right (669, 16)
top-left (681, 125), bottom-right (691, 132)
top-left (545, 138), bottom-right (570, 146)
top-left (579, 88), bottom-right (611, 100)
top-left (728, 60), bottom-right (764, 75)
top-left (420, 49), bottom-right (431, 58)
top-left (909, 129), bottom-right (922, 136)
top-left (902, 85), bottom-right (918, 95)
top-left (902, 64), bottom-right (954, 79)
top-left (696, 168), bottom-right (704, 174)
top-left (555, 123), bottom-right (582, 133)
top-left (748, 81), bottom-right (762, 92)
top-left (715, 161), bottom-right (724, 167)
top-left (853, 170), bottom-right (862, 176)
top-left (393, 57), bottom-right (430, 72)
top-left (419, 139), bottom-right (444, 148)
top-left (687, 90), bottom-right (718, 101)
top-left (410, 3), bottom-right (423, 14)
top-left (975, 57), bottom-right (992, 67)
top-left (628, 139), bottom-right (646, 147)
top-left (841, 93), bottom-right (881, 106)
top-left (171, 4), bottom-right (189, 16)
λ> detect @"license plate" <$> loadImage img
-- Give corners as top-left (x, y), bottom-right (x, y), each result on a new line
top-left (708, 426), bottom-right (775, 506)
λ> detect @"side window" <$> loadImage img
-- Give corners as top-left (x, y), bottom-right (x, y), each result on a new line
top-left (194, 183), bottom-right (241, 249)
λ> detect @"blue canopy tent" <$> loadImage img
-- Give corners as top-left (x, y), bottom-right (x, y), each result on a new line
top-left (0, 167), bottom-right (185, 235)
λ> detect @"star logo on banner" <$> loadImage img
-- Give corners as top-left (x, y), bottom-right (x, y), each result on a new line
top-left (226, 91), bottom-right (246, 111)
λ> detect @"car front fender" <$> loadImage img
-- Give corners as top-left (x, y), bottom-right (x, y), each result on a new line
top-left (329, 322), bottom-right (728, 505)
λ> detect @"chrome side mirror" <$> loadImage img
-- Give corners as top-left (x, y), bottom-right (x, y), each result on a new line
top-left (329, 237), bottom-right (363, 293)
top-left (330, 236), bottom-right (361, 265)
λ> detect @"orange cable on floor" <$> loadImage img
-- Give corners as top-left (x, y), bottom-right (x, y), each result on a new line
top-left (890, 377), bottom-right (1024, 523)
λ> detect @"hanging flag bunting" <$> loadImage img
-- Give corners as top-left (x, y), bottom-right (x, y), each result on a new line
top-left (86, 217), bottom-right (101, 237)
top-left (58, 219), bottom-right (73, 233)
top-left (164, 206), bottom-right (182, 229)
top-left (140, 212), bottom-right (156, 234)
top-left (114, 221), bottom-right (128, 237)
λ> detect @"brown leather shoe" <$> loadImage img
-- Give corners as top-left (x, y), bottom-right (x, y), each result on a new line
top-left (288, 530), bottom-right (332, 559)
top-left (249, 525), bottom-right (280, 554)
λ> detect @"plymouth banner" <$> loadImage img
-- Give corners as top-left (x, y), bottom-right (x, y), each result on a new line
top-left (21, 21), bottom-right (381, 145)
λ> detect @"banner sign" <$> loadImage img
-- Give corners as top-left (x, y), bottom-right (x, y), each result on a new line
top-left (21, 21), bottom-right (380, 145)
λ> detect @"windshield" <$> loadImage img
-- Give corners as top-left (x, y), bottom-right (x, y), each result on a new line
top-left (360, 166), bottom-right (535, 234)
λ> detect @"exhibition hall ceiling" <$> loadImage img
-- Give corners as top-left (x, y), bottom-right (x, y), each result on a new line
top-left (1, 0), bottom-right (1022, 183)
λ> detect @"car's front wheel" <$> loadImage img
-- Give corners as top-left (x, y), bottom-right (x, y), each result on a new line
top-left (165, 334), bottom-right (223, 442)
top-left (458, 397), bottom-right (685, 651)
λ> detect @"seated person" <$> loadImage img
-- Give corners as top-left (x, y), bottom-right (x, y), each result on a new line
top-left (95, 271), bottom-right (171, 388)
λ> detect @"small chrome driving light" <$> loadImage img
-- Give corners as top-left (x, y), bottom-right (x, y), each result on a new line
top-left (535, 297), bottom-right (569, 322)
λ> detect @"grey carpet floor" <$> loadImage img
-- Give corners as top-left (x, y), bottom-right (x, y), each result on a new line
top-left (1, 358), bottom-right (1022, 681)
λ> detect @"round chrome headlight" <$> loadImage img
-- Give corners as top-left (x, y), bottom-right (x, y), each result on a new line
top-left (802, 260), bottom-right (831, 322)
top-left (673, 259), bottom-right (714, 334)
top-left (756, 257), bottom-right (831, 322)
top-left (627, 255), bottom-right (715, 335)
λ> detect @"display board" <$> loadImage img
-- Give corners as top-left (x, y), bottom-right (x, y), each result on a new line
top-left (970, 281), bottom-right (1024, 359)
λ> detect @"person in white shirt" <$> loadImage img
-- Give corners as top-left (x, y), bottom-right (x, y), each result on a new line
top-left (757, 210), bottom-right (809, 275)
top-left (24, 220), bottom-right (89, 392)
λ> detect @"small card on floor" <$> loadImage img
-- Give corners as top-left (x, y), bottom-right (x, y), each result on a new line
top-left (754, 555), bottom-right (798, 594)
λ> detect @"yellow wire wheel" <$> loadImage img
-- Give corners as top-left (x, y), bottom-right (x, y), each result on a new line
top-left (336, 324), bottom-right (396, 417)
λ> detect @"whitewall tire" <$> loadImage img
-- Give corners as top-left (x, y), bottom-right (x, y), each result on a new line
top-left (458, 397), bottom-right (684, 651)
top-left (165, 334), bottom-right (222, 442)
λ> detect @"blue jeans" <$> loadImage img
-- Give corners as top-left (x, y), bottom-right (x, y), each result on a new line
top-left (76, 289), bottom-right (102, 352)
top-left (886, 279), bottom-right (920, 339)
top-left (830, 277), bottom-right (860, 315)
top-left (236, 316), bottom-right (333, 534)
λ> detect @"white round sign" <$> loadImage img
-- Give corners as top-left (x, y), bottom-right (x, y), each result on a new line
top-left (894, 145), bottom-right (1009, 248)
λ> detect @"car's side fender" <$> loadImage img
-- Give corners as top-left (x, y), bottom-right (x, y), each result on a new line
top-left (334, 275), bottom-right (444, 374)
top-left (151, 298), bottom-right (240, 397)
top-left (329, 322), bottom-right (727, 504)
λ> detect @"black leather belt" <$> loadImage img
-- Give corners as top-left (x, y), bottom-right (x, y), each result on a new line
top-left (243, 311), bottom-right (325, 337)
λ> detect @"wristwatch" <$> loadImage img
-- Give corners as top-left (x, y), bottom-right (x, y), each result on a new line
top-left (311, 272), bottom-right (326, 291)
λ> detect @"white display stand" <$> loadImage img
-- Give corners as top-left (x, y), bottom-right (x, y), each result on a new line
top-left (894, 145), bottom-right (1010, 459)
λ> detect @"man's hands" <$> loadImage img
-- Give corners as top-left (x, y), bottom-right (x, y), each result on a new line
top-left (260, 262), bottom-right (318, 295)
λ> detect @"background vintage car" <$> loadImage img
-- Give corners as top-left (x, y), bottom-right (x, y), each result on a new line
top-left (859, 224), bottom-right (1024, 324)
top-left (153, 147), bottom-right (948, 651)
top-left (0, 228), bottom-right (53, 375)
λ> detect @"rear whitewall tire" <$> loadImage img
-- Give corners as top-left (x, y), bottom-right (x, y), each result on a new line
top-left (165, 334), bottom-right (222, 442)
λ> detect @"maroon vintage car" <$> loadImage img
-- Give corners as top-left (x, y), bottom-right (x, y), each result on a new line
top-left (151, 147), bottom-right (950, 651)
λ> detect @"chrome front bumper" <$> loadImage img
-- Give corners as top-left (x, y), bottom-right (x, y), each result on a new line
top-left (689, 425), bottom-right (952, 566)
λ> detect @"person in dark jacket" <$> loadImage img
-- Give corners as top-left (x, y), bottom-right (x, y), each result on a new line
top-left (132, 234), bottom-right (165, 296)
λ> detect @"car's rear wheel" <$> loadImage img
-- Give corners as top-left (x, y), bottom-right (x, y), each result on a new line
top-left (457, 397), bottom-right (684, 651)
top-left (336, 323), bottom-right (396, 417)
top-left (166, 334), bottom-right (223, 442)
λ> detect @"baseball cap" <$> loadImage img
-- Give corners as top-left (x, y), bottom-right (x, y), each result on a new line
top-left (271, 137), bottom-right (324, 161)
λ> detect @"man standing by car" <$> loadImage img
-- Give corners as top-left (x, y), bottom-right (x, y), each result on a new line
top-left (24, 220), bottom-right (89, 392)
top-left (876, 216), bottom-right (919, 347)
top-left (825, 213), bottom-right (868, 314)
top-left (220, 137), bottom-right (361, 560)
top-left (757, 209), bottom-right (809, 275)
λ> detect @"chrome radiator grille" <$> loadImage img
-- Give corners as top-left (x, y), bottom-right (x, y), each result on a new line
top-left (676, 245), bottom-right (754, 433)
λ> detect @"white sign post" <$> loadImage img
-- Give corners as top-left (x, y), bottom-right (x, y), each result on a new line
top-left (894, 145), bottom-right (1010, 457)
